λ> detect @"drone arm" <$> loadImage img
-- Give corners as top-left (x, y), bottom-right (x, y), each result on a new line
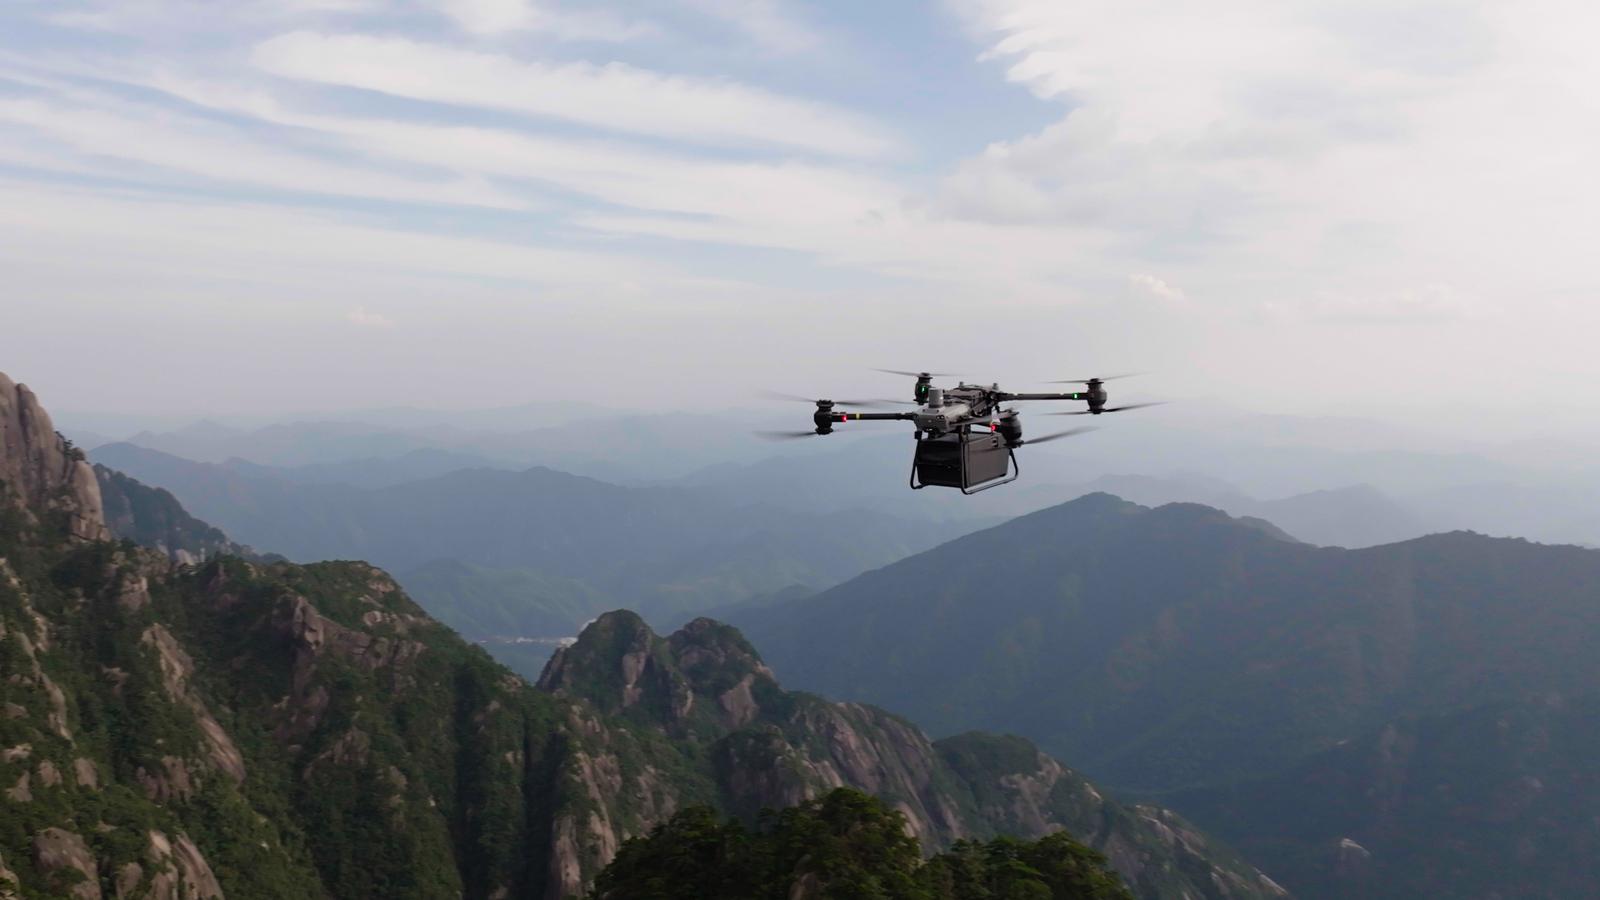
top-left (830, 411), bottom-right (917, 422)
top-left (995, 392), bottom-right (1088, 402)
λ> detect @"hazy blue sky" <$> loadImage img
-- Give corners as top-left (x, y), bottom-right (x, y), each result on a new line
top-left (3, 0), bottom-right (1597, 432)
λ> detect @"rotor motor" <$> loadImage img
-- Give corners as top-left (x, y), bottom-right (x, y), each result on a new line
top-left (997, 411), bottom-right (1022, 447)
top-left (812, 400), bottom-right (835, 435)
top-left (1086, 379), bottom-right (1109, 413)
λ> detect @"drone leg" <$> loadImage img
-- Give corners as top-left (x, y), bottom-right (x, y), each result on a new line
top-left (909, 432), bottom-right (926, 490)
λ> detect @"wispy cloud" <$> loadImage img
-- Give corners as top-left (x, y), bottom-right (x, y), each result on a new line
top-left (1128, 274), bottom-right (1187, 305)
top-left (0, 94), bottom-right (521, 209)
top-left (6, 0), bottom-right (1600, 418)
top-left (251, 32), bottom-right (896, 157)
top-left (346, 306), bottom-right (395, 328)
top-left (426, 0), bottom-right (653, 41)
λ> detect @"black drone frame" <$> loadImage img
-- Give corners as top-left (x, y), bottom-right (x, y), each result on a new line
top-left (767, 372), bottom-right (1157, 495)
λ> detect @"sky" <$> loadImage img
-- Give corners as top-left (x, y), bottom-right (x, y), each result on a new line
top-left (2, 0), bottom-right (1598, 435)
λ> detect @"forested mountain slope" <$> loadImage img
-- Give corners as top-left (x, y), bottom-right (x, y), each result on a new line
top-left (734, 492), bottom-right (1600, 896)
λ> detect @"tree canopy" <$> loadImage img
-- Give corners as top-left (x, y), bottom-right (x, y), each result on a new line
top-left (589, 788), bottom-right (1133, 900)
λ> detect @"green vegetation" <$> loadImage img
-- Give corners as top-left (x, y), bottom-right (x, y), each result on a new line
top-left (2, 462), bottom-right (573, 898)
top-left (400, 558), bottom-right (608, 639)
top-left (590, 789), bottom-right (1132, 900)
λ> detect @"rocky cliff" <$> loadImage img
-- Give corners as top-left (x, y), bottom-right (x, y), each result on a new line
top-left (540, 610), bottom-right (1289, 900)
top-left (0, 373), bottom-right (107, 542)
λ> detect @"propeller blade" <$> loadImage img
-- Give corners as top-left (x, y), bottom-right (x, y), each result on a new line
top-left (1103, 401), bottom-right (1167, 413)
top-left (753, 430), bottom-right (821, 441)
top-left (1045, 401), bottom-right (1167, 416)
top-left (874, 368), bottom-right (960, 378)
top-left (1045, 373), bottom-right (1142, 384)
top-left (760, 391), bottom-right (911, 409)
top-left (1020, 426), bottom-right (1098, 445)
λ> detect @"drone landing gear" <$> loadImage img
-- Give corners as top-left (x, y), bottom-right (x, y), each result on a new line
top-left (909, 431), bottom-right (1019, 494)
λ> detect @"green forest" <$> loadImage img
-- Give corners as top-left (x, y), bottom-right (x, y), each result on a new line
top-left (589, 789), bottom-right (1133, 900)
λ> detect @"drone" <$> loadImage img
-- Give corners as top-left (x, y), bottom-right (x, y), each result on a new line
top-left (761, 370), bottom-right (1162, 494)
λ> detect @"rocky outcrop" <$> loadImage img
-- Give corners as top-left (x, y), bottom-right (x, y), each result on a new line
top-left (144, 831), bottom-right (224, 900)
top-left (0, 852), bottom-right (20, 898)
top-left (139, 624), bottom-right (247, 786)
top-left (32, 828), bottom-right (100, 899)
top-left (0, 372), bottom-right (107, 541)
top-left (541, 611), bottom-right (1290, 899)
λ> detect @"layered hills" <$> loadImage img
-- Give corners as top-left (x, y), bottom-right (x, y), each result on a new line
top-left (89, 442), bottom-right (969, 637)
top-left (734, 492), bottom-right (1600, 896)
top-left (2, 372), bottom-right (1279, 899)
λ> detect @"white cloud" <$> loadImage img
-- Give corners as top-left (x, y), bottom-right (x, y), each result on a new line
top-left (0, 94), bottom-right (520, 209)
top-left (1128, 274), bottom-right (1186, 305)
top-left (346, 306), bottom-right (396, 328)
top-left (426, 0), bottom-right (652, 41)
top-left (251, 32), bottom-right (896, 157)
top-left (433, 0), bottom-right (534, 34)
top-left (0, 178), bottom-right (672, 292)
top-left (36, 0), bottom-right (379, 35)
top-left (137, 74), bottom-right (904, 236)
top-left (949, 0), bottom-right (1600, 319)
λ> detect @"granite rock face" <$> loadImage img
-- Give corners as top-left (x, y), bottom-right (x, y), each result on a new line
top-left (540, 610), bottom-right (1290, 900)
top-left (0, 372), bottom-right (108, 542)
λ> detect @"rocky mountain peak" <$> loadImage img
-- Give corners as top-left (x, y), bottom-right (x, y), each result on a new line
top-left (537, 610), bottom-right (775, 734)
top-left (0, 372), bottom-right (108, 542)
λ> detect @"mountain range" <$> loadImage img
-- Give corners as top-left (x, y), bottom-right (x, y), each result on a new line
top-left (2, 371), bottom-right (1279, 898)
top-left (89, 441), bottom-right (971, 640)
top-left (732, 492), bottom-right (1600, 897)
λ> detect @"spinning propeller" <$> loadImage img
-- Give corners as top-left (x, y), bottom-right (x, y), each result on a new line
top-left (762, 391), bottom-right (912, 409)
top-left (1046, 373), bottom-right (1142, 384)
top-left (1018, 426), bottom-right (1097, 446)
top-left (1048, 402), bottom-right (1167, 416)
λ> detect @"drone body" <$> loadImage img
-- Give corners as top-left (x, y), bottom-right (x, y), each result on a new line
top-left (772, 371), bottom-right (1159, 494)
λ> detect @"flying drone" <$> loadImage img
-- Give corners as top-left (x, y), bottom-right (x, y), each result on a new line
top-left (761, 370), bottom-right (1162, 495)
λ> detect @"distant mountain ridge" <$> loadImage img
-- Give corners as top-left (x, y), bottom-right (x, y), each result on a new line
top-left (733, 492), bottom-right (1600, 896)
top-left (89, 441), bottom-right (973, 631)
top-left (95, 465), bottom-right (263, 563)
